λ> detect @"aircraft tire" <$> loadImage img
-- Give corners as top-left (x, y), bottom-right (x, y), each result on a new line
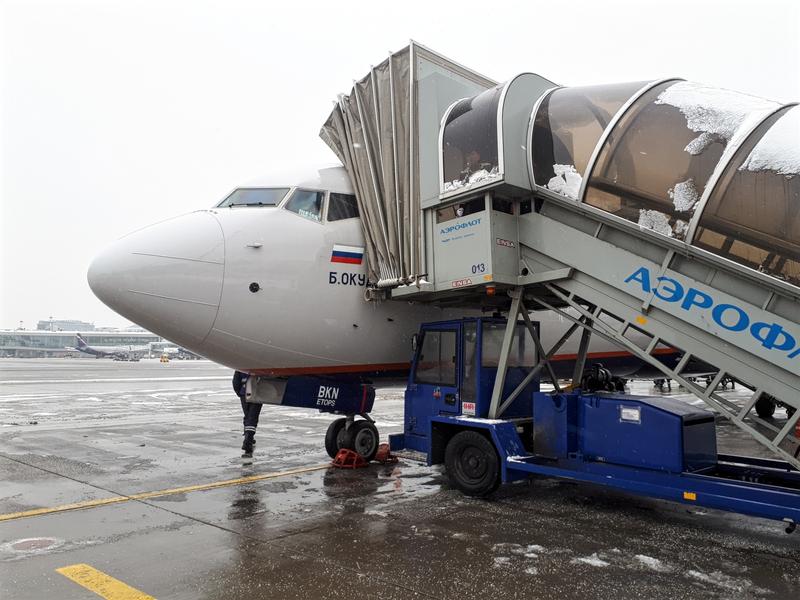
top-left (445, 430), bottom-right (500, 497)
top-left (325, 418), bottom-right (348, 459)
top-left (755, 396), bottom-right (776, 419)
top-left (341, 420), bottom-right (379, 462)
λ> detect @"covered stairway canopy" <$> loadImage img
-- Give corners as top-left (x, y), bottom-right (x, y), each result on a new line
top-left (321, 44), bottom-right (799, 292)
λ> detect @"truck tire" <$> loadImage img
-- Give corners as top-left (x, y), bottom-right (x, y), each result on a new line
top-left (755, 396), bottom-right (776, 419)
top-left (341, 420), bottom-right (379, 462)
top-left (324, 418), bottom-right (348, 459)
top-left (445, 430), bottom-right (501, 497)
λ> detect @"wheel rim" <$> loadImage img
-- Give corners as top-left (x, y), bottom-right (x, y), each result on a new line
top-left (458, 445), bottom-right (488, 482)
top-left (353, 429), bottom-right (377, 457)
top-left (335, 427), bottom-right (348, 450)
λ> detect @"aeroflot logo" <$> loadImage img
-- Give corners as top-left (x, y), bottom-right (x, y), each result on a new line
top-left (625, 267), bottom-right (800, 359)
top-left (440, 218), bottom-right (481, 235)
top-left (317, 385), bottom-right (339, 407)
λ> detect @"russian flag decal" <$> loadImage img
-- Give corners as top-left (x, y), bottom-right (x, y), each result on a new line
top-left (331, 244), bottom-right (364, 265)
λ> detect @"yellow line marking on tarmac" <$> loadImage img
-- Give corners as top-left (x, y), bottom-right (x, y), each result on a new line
top-left (56, 563), bottom-right (155, 600)
top-left (0, 464), bottom-right (329, 523)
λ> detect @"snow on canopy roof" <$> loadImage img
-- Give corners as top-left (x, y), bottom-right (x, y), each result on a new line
top-left (740, 106), bottom-right (800, 176)
top-left (655, 81), bottom-right (780, 155)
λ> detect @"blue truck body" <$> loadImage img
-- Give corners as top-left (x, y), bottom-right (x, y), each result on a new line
top-left (390, 317), bottom-right (800, 529)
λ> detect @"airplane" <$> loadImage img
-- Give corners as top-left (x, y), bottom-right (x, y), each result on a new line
top-left (74, 333), bottom-right (149, 361)
top-left (175, 347), bottom-right (205, 360)
top-left (87, 165), bottom-right (696, 383)
top-left (160, 345), bottom-right (204, 360)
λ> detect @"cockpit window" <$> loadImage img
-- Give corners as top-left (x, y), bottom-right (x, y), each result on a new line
top-left (217, 188), bottom-right (289, 207)
top-left (284, 189), bottom-right (324, 222)
top-left (327, 193), bottom-right (359, 221)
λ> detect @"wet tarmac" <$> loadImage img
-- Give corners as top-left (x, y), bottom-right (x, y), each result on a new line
top-left (1, 358), bottom-right (798, 599)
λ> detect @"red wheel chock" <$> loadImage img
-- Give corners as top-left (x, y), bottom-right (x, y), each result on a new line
top-left (331, 448), bottom-right (368, 469)
top-left (375, 443), bottom-right (398, 464)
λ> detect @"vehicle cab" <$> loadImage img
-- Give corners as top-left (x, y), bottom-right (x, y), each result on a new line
top-left (400, 317), bottom-right (540, 458)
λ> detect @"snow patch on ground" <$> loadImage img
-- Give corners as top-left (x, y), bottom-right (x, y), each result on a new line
top-left (546, 164), bottom-right (582, 200)
top-left (686, 569), bottom-right (770, 595)
top-left (491, 543), bottom-right (546, 556)
top-left (572, 553), bottom-right (610, 567)
top-left (634, 554), bottom-right (671, 572)
top-left (490, 542), bottom-right (545, 572)
top-left (741, 106), bottom-right (800, 176)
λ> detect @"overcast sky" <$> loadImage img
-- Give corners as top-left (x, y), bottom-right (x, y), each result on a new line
top-left (2, 0), bottom-right (798, 329)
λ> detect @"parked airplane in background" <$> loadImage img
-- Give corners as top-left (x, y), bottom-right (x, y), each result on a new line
top-left (88, 166), bottom-right (691, 382)
top-left (74, 333), bottom-right (149, 361)
top-left (160, 345), bottom-right (205, 360)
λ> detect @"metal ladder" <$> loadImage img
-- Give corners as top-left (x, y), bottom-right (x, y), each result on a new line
top-left (505, 206), bottom-right (800, 469)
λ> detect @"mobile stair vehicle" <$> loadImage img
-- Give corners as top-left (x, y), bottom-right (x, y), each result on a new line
top-left (314, 43), bottom-right (800, 529)
top-left (391, 316), bottom-right (800, 531)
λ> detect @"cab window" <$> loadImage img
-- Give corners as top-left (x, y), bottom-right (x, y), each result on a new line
top-left (327, 193), bottom-right (359, 221)
top-left (285, 189), bottom-right (324, 222)
top-left (481, 322), bottom-right (536, 367)
top-left (217, 187), bottom-right (289, 207)
top-left (414, 330), bottom-right (458, 386)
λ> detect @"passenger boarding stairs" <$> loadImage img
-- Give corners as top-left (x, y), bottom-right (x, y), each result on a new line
top-left (513, 190), bottom-right (800, 468)
top-left (321, 44), bottom-right (800, 470)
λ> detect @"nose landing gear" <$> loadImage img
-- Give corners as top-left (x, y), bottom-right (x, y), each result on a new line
top-left (325, 415), bottom-right (380, 462)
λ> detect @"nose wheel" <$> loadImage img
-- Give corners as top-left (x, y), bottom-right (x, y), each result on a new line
top-left (325, 417), bottom-right (380, 462)
top-left (324, 418), bottom-right (349, 458)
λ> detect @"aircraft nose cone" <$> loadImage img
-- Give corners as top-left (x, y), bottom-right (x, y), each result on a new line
top-left (88, 211), bottom-right (224, 347)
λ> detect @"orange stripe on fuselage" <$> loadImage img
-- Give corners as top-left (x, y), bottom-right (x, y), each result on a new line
top-left (245, 348), bottom-right (677, 377)
top-left (248, 362), bottom-right (411, 377)
top-left (548, 347), bottom-right (676, 361)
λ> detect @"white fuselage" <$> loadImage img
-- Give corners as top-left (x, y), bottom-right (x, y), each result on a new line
top-left (87, 166), bottom-right (649, 378)
top-left (201, 204), bottom-right (454, 374)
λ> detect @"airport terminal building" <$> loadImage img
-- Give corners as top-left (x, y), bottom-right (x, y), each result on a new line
top-left (0, 331), bottom-right (163, 358)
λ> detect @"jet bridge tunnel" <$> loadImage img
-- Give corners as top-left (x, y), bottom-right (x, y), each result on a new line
top-left (321, 44), bottom-right (800, 468)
